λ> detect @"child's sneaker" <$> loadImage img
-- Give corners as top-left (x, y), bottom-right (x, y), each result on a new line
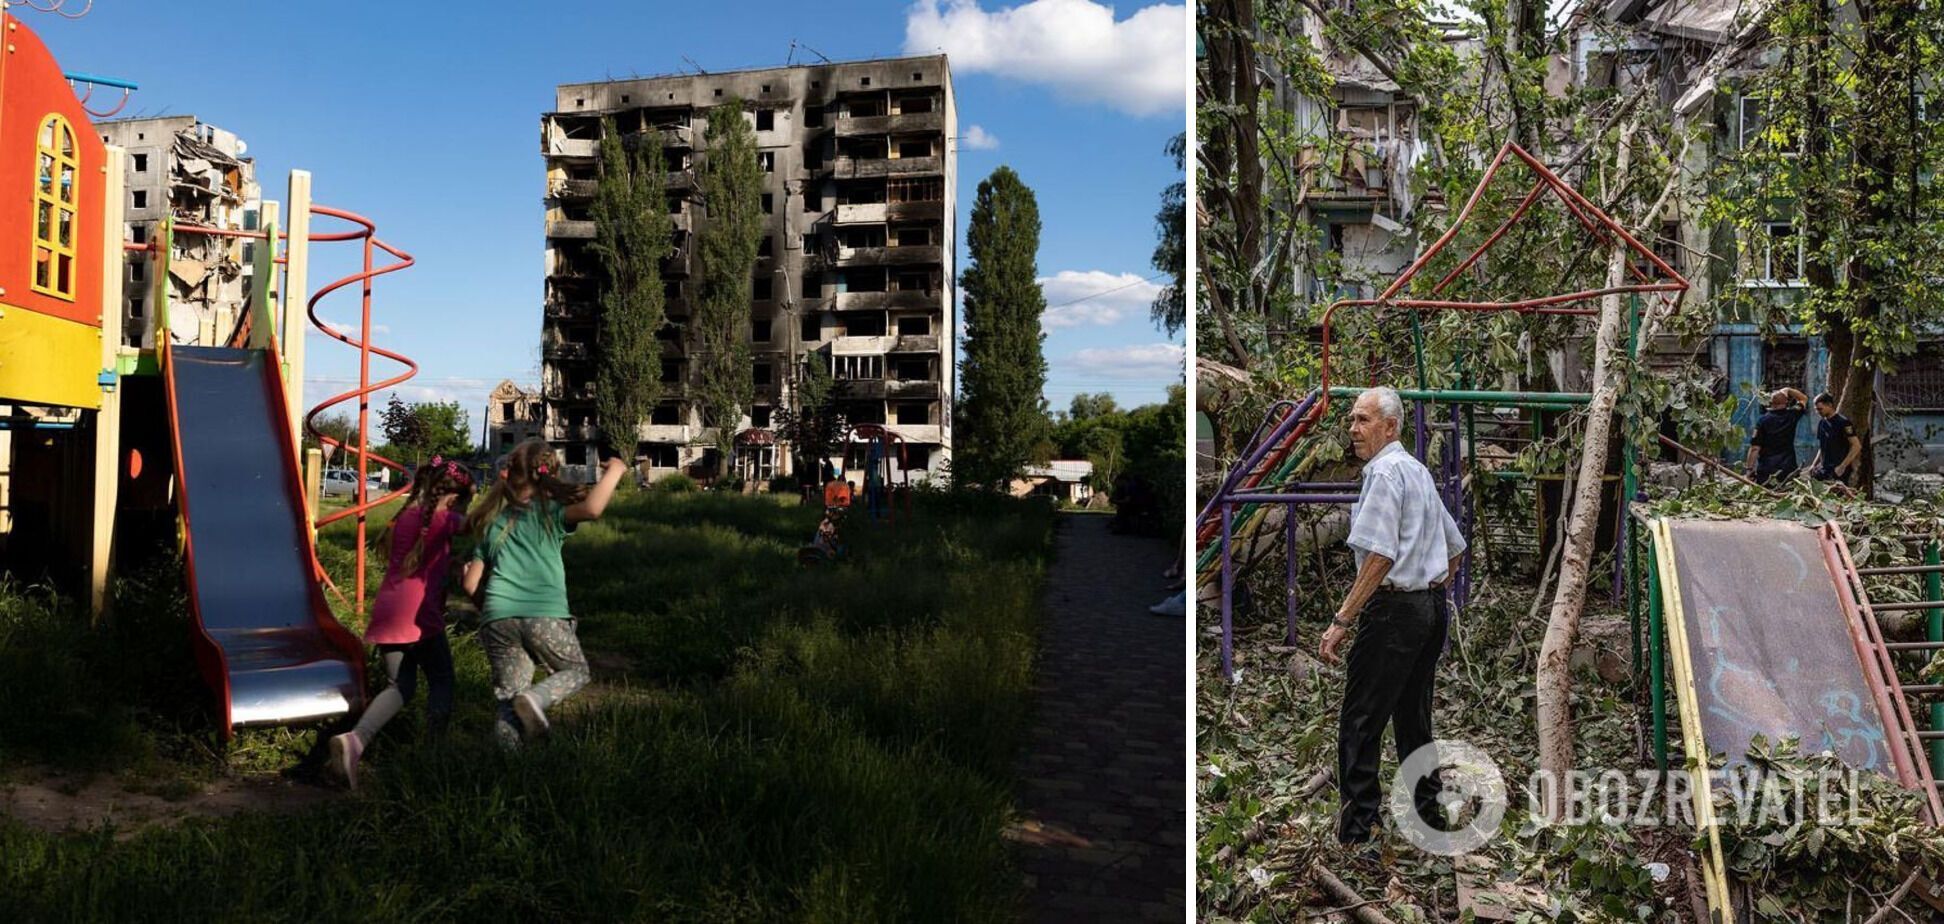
top-left (328, 731), bottom-right (364, 790)
top-left (512, 691), bottom-right (550, 739)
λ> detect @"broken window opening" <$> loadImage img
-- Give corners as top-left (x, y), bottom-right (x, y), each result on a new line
top-left (894, 358), bottom-right (929, 380)
top-left (801, 314), bottom-right (822, 342)
top-left (753, 362), bottom-right (773, 386)
top-left (897, 315), bottom-right (930, 335)
top-left (895, 403), bottom-right (928, 425)
top-left (761, 192), bottom-right (773, 213)
top-left (651, 405), bottom-right (681, 426)
top-left (804, 105), bottom-right (824, 128)
top-left (759, 236), bottom-right (774, 258)
top-left (896, 140), bottom-right (932, 159)
top-left (832, 354), bottom-right (883, 380)
top-left (753, 276), bottom-right (773, 299)
top-left (131, 189), bottom-right (147, 210)
top-left (843, 313), bottom-right (887, 337)
top-left (893, 227), bottom-right (931, 246)
top-left (752, 319), bottom-right (772, 342)
top-left (758, 151), bottom-right (775, 172)
top-left (756, 109), bottom-right (775, 131)
top-left (751, 406), bottom-right (772, 428)
top-left (802, 272), bottom-right (822, 298)
top-left (133, 152), bottom-right (148, 172)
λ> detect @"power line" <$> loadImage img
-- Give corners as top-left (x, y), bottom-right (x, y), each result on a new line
top-left (1043, 271), bottom-right (1170, 309)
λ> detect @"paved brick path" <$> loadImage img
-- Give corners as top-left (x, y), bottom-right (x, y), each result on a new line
top-left (1010, 513), bottom-right (1185, 922)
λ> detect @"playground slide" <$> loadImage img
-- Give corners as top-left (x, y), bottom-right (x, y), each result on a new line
top-left (164, 345), bottom-right (364, 732)
top-left (1656, 518), bottom-right (1908, 775)
top-left (1650, 517), bottom-right (1943, 917)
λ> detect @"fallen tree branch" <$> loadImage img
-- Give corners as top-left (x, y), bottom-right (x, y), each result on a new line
top-left (1863, 870), bottom-right (1921, 924)
top-left (1312, 864), bottom-right (1398, 924)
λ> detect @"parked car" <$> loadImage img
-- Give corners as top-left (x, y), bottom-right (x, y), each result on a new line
top-left (321, 469), bottom-right (390, 498)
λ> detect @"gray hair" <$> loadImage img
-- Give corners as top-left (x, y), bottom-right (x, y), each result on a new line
top-left (1366, 386), bottom-right (1405, 425)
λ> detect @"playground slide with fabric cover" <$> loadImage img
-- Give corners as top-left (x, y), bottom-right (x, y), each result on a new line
top-left (165, 344), bottom-right (364, 733)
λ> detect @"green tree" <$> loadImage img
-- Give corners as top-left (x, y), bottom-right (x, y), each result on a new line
top-left (775, 356), bottom-right (849, 486)
top-left (695, 100), bottom-right (763, 478)
top-left (957, 166), bottom-right (1050, 490)
top-left (1068, 392), bottom-right (1120, 422)
top-left (380, 394), bottom-right (426, 455)
top-left (1707, 0), bottom-right (1944, 497)
top-left (591, 116), bottom-right (670, 452)
top-left (412, 402), bottom-right (474, 462)
top-left (1151, 132), bottom-right (1186, 335)
top-left (1080, 426), bottom-right (1124, 491)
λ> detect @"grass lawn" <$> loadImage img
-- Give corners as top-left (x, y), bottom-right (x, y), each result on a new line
top-left (0, 486), bottom-right (1055, 921)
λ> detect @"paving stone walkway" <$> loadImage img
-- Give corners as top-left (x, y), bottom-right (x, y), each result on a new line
top-left (1010, 512), bottom-right (1185, 921)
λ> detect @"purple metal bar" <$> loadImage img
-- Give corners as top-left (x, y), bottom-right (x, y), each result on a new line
top-left (1228, 493), bottom-right (1361, 504)
top-left (1221, 505), bottom-right (1236, 680)
top-left (1286, 511), bottom-right (1299, 644)
top-left (1196, 392), bottom-right (1318, 530)
top-left (1414, 398), bottom-right (1429, 463)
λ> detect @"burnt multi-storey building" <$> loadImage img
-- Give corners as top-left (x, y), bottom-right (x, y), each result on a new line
top-left (96, 116), bottom-right (260, 351)
top-left (540, 54), bottom-right (956, 483)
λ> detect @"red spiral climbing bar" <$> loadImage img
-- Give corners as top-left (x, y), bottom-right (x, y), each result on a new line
top-left (299, 204), bottom-right (417, 618)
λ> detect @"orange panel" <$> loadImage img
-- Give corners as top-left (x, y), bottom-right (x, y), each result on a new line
top-left (0, 13), bottom-right (106, 331)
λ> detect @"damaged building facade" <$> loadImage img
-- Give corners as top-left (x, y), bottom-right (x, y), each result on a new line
top-left (96, 116), bottom-right (259, 351)
top-left (1571, 0), bottom-right (1944, 469)
top-left (540, 55), bottom-right (956, 483)
top-left (485, 379), bottom-right (544, 455)
top-left (1278, 16), bottom-right (1470, 308)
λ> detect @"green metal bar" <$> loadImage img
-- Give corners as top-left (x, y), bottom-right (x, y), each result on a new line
top-left (1929, 542), bottom-right (1942, 774)
top-left (1326, 386), bottom-right (1592, 406)
top-left (1648, 526), bottom-right (1668, 771)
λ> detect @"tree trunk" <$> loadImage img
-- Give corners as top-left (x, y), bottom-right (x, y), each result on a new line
top-left (1535, 132), bottom-right (1635, 818)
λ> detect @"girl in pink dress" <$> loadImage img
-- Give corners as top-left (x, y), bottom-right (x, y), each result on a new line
top-left (329, 456), bottom-right (473, 788)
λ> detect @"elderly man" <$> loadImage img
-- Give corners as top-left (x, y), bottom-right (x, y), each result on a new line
top-left (1319, 387), bottom-right (1465, 846)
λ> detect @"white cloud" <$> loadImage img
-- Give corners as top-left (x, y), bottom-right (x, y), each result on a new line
top-left (1066, 342), bottom-right (1184, 380)
top-left (961, 124), bottom-right (1001, 150)
top-left (904, 0), bottom-right (1187, 117)
top-left (310, 316), bottom-right (391, 336)
top-left (1040, 270), bottom-right (1161, 329)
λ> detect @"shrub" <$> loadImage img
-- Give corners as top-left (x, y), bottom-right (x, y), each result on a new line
top-left (653, 472), bottom-right (697, 493)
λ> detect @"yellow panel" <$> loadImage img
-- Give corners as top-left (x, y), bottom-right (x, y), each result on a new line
top-left (0, 302), bottom-right (101, 409)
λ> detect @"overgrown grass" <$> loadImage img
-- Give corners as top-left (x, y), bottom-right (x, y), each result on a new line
top-left (0, 488), bottom-right (1055, 921)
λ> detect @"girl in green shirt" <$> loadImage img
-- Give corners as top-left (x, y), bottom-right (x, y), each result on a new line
top-left (462, 439), bottom-right (627, 747)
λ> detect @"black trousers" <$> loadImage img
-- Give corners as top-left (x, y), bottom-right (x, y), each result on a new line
top-left (1337, 587), bottom-right (1447, 844)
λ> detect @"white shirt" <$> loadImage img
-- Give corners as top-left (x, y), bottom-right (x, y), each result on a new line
top-left (1346, 441), bottom-right (1466, 592)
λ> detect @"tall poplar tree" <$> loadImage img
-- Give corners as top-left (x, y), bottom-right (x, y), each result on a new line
top-left (591, 116), bottom-right (670, 452)
top-left (956, 166), bottom-right (1049, 490)
top-left (695, 101), bottom-right (763, 478)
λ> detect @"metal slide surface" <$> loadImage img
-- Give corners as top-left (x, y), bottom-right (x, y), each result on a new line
top-left (1661, 518), bottom-right (1895, 773)
top-left (169, 345), bottom-right (361, 728)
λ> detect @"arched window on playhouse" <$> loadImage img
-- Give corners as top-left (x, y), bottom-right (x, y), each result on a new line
top-left (32, 113), bottom-right (80, 301)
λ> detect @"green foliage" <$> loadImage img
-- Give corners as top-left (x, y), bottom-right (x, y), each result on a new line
top-left (1066, 392), bottom-right (1120, 421)
top-left (379, 393), bottom-right (424, 452)
top-left (774, 357), bottom-right (848, 482)
top-left (957, 166), bottom-right (1050, 491)
top-left (377, 397), bottom-right (472, 464)
top-left (653, 472), bottom-right (697, 494)
top-left (1151, 132), bottom-right (1186, 335)
top-left (591, 115), bottom-right (670, 447)
top-left (696, 101), bottom-right (763, 477)
top-left (1, 491), bottom-right (1056, 921)
top-left (412, 401), bottom-right (474, 461)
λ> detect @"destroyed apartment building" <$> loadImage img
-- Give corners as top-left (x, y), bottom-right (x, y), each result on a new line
top-left (540, 55), bottom-right (956, 484)
top-left (1571, 0), bottom-right (1944, 466)
top-left (1279, 16), bottom-right (1473, 306)
top-left (96, 116), bottom-right (261, 351)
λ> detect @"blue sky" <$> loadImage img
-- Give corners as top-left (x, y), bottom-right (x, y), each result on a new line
top-left (33, 0), bottom-right (1184, 441)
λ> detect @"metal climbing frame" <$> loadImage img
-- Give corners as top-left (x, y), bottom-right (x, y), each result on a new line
top-left (1200, 142), bottom-right (1692, 682)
